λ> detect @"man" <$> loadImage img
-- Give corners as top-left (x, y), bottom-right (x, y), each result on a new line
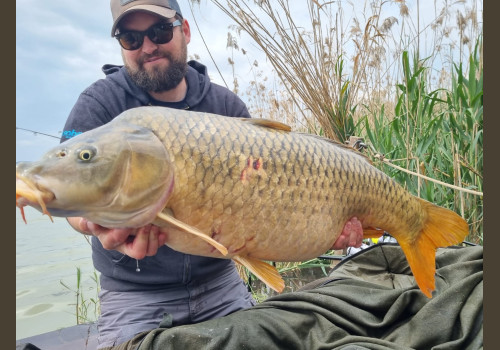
top-left (61, 0), bottom-right (363, 348)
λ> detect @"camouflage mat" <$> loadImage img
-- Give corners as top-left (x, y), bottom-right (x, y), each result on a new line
top-left (108, 243), bottom-right (483, 350)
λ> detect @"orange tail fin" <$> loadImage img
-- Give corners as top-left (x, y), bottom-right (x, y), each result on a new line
top-left (398, 198), bottom-right (469, 298)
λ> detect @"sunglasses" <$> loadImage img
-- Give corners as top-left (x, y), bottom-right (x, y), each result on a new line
top-left (115, 20), bottom-right (182, 51)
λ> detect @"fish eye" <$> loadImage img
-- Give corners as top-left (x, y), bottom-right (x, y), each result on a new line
top-left (78, 148), bottom-right (95, 161)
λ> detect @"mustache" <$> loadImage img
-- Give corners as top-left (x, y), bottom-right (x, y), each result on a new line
top-left (138, 50), bottom-right (172, 66)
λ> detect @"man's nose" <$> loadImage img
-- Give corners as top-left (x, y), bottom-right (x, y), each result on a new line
top-left (141, 36), bottom-right (159, 54)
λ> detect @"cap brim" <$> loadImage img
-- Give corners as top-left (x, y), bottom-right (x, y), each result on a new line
top-left (111, 5), bottom-right (177, 36)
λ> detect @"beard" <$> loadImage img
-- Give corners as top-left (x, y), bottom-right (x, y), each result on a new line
top-left (125, 47), bottom-right (188, 93)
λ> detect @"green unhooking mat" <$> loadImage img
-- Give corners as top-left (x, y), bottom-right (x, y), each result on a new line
top-left (108, 244), bottom-right (483, 350)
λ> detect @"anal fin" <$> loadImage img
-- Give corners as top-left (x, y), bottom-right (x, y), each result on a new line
top-left (156, 212), bottom-right (228, 256)
top-left (233, 255), bottom-right (285, 293)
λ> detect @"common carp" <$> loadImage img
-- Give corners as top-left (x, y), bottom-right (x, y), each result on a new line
top-left (16, 106), bottom-right (469, 297)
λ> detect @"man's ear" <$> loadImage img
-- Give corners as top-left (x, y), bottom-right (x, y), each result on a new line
top-left (181, 19), bottom-right (191, 44)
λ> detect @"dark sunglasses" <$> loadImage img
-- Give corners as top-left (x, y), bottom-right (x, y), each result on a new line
top-left (114, 20), bottom-right (182, 51)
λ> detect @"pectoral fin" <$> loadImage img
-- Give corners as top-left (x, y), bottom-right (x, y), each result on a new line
top-left (233, 255), bottom-right (285, 293)
top-left (156, 212), bottom-right (228, 256)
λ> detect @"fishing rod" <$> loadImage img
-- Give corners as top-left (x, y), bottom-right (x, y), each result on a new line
top-left (16, 127), bottom-right (60, 139)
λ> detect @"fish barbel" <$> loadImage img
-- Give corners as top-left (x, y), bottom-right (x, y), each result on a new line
top-left (16, 106), bottom-right (469, 297)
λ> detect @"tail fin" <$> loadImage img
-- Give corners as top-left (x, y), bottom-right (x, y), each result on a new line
top-left (399, 198), bottom-right (469, 298)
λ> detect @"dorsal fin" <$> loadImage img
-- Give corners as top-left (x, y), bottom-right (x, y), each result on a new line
top-left (240, 118), bottom-right (292, 132)
top-left (296, 132), bottom-right (373, 164)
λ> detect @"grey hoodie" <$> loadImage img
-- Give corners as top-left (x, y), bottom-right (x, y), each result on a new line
top-left (61, 61), bottom-right (251, 292)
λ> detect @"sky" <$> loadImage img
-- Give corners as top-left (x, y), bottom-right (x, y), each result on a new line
top-left (16, 0), bottom-right (482, 162)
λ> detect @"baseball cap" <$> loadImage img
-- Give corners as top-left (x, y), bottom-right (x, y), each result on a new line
top-left (110, 0), bottom-right (183, 36)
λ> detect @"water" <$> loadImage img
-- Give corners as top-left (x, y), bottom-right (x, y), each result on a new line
top-left (16, 207), bottom-right (97, 340)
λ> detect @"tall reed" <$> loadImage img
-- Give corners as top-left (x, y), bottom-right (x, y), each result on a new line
top-left (363, 40), bottom-right (483, 243)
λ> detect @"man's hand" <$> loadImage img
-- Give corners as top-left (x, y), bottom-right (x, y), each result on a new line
top-left (330, 217), bottom-right (364, 250)
top-left (67, 217), bottom-right (167, 259)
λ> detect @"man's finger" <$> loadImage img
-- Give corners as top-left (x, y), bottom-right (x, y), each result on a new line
top-left (146, 225), bottom-right (160, 256)
top-left (348, 217), bottom-right (363, 247)
top-left (122, 228), bottom-right (150, 260)
top-left (331, 235), bottom-right (347, 250)
top-left (93, 226), bottom-right (135, 250)
top-left (158, 232), bottom-right (167, 247)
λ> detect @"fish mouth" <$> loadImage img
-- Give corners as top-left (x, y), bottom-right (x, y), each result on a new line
top-left (16, 174), bottom-right (55, 223)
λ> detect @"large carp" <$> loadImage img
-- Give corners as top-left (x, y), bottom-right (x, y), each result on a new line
top-left (16, 106), bottom-right (469, 297)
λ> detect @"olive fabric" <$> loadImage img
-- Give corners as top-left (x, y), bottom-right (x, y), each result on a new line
top-left (106, 244), bottom-right (483, 350)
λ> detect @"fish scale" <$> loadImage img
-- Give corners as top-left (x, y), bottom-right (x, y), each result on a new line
top-left (16, 106), bottom-right (469, 296)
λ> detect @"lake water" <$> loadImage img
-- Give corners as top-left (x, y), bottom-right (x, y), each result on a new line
top-left (16, 207), bottom-right (97, 340)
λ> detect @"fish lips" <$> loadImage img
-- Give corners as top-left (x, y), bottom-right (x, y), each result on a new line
top-left (16, 175), bottom-right (58, 216)
top-left (16, 171), bottom-right (84, 218)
